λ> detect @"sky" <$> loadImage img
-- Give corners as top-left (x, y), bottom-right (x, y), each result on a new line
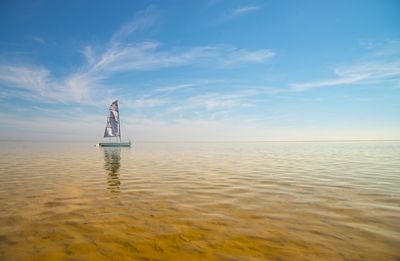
top-left (0, 0), bottom-right (399, 141)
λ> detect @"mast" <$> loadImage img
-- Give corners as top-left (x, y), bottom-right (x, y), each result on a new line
top-left (118, 101), bottom-right (121, 143)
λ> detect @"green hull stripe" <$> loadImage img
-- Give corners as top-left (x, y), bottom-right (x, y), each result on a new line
top-left (99, 143), bottom-right (131, 147)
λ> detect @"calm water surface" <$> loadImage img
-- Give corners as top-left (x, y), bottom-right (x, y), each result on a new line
top-left (0, 141), bottom-right (399, 260)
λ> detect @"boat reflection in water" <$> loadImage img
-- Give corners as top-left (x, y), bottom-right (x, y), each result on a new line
top-left (103, 147), bottom-right (121, 193)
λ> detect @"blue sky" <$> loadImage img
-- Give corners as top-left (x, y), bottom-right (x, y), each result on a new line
top-left (0, 0), bottom-right (399, 141)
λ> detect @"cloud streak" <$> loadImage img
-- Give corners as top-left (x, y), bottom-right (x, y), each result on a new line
top-left (291, 61), bottom-right (400, 91)
top-left (0, 6), bottom-right (275, 105)
top-left (111, 5), bottom-right (158, 43)
top-left (218, 5), bottom-right (263, 22)
top-left (0, 65), bottom-right (111, 104)
top-left (0, 42), bottom-right (275, 104)
top-left (290, 40), bottom-right (400, 91)
top-left (291, 74), bottom-right (366, 91)
top-left (166, 89), bottom-right (261, 114)
top-left (231, 5), bottom-right (263, 17)
top-left (86, 43), bottom-right (275, 75)
top-left (155, 83), bottom-right (194, 93)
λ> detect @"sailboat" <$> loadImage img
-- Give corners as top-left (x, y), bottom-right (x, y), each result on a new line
top-left (97, 100), bottom-right (132, 147)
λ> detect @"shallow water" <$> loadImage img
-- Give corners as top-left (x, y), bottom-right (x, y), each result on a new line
top-left (0, 141), bottom-right (399, 260)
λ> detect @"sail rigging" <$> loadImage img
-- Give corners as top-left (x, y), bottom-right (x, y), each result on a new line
top-left (98, 100), bottom-right (131, 147)
top-left (104, 100), bottom-right (120, 138)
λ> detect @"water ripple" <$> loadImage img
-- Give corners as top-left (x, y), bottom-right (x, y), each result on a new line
top-left (0, 141), bottom-right (399, 260)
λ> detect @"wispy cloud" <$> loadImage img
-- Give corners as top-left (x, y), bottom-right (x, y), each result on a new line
top-left (335, 61), bottom-right (400, 81)
top-left (291, 61), bottom-right (400, 91)
top-left (0, 43), bottom-right (274, 104)
top-left (0, 66), bottom-right (48, 93)
top-left (85, 43), bottom-right (275, 76)
top-left (111, 5), bottom-right (158, 43)
top-left (166, 89), bottom-right (261, 114)
top-left (290, 74), bottom-right (366, 91)
top-left (0, 7), bottom-right (159, 105)
top-left (0, 65), bottom-right (107, 104)
top-left (291, 40), bottom-right (400, 91)
top-left (231, 5), bottom-right (263, 17)
top-left (153, 80), bottom-right (227, 94)
top-left (218, 5), bottom-right (263, 21)
top-left (290, 40), bottom-right (400, 92)
top-left (155, 83), bottom-right (194, 93)
top-left (222, 48), bottom-right (275, 65)
top-left (361, 40), bottom-right (400, 57)
top-left (118, 81), bottom-right (282, 118)
top-left (124, 98), bottom-right (170, 109)
top-left (0, 6), bottom-right (275, 105)
top-left (31, 36), bottom-right (47, 45)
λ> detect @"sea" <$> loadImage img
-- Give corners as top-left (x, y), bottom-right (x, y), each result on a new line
top-left (0, 141), bottom-right (399, 260)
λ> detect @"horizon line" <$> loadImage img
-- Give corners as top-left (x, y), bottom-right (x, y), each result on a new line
top-left (1, 139), bottom-right (400, 143)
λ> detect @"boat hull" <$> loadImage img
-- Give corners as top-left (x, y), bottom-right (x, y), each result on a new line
top-left (98, 142), bottom-right (131, 147)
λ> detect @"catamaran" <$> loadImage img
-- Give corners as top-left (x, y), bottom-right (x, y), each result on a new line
top-left (97, 100), bottom-right (131, 147)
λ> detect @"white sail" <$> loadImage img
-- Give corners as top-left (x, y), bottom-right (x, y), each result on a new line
top-left (104, 100), bottom-right (120, 137)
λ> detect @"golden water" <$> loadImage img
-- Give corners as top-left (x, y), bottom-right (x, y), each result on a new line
top-left (0, 141), bottom-right (399, 260)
